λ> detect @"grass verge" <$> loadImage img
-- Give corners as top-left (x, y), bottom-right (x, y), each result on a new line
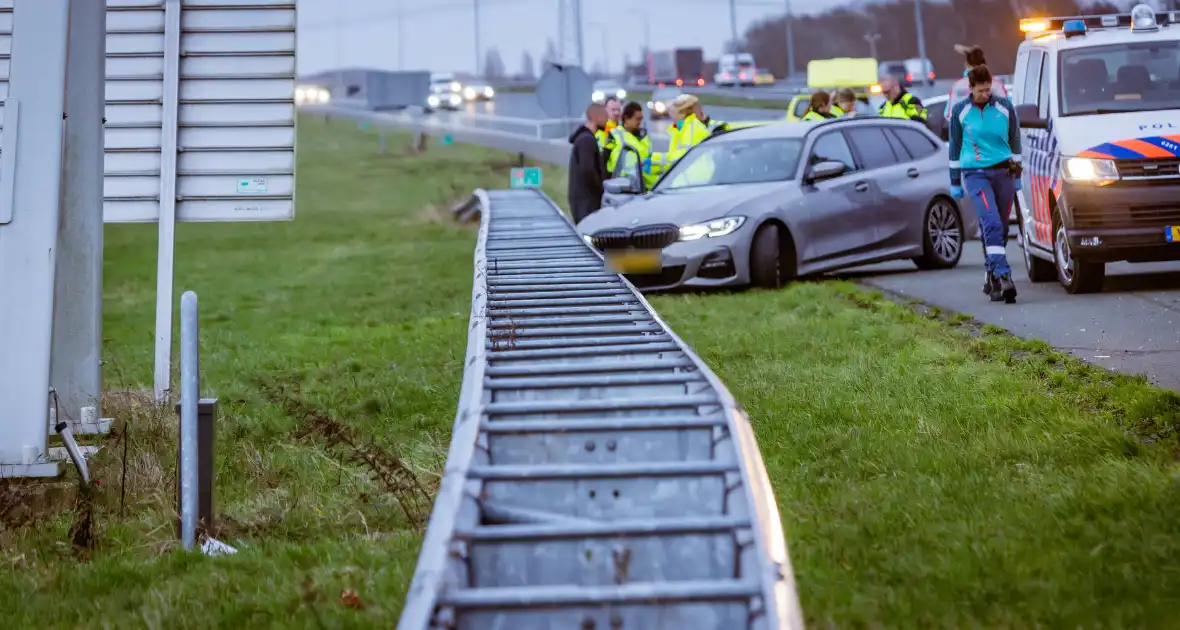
top-left (0, 117), bottom-right (566, 628)
top-left (3, 117), bottom-right (1177, 628)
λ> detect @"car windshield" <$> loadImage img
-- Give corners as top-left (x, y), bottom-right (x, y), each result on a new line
top-left (653, 88), bottom-right (680, 100)
top-left (655, 138), bottom-right (803, 191)
top-left (1060, 41), bottom-right (1180, 115)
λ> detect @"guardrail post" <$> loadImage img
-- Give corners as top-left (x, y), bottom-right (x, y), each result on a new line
top-left (379, 129), bottom-right (387, 155)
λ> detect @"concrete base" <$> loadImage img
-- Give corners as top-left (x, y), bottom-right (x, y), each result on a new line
top-left (48, 445), bottom-right (102, 460)
top-left (0, 461), bottom-right (63, 478)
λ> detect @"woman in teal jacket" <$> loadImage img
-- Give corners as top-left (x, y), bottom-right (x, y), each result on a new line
top-left (948, 64), bottom-right (1022, 304)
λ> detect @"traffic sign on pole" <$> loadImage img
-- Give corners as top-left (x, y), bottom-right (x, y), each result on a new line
top-left (535, 63), bottom-right (593, 119)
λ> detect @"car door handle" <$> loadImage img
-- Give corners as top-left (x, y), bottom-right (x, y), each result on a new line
top-left (906, 168), bottom-right (920, 178)
top-left (854, 181), bottom-right (869, 192)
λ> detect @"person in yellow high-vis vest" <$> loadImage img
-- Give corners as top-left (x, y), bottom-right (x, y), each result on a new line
top-left (878, 74), bottom-right (928, 122)
top-left (801, 91), bottom-right (838, 122)
top-left (595, 96), bottom-right (623, 158)
top-left (606, 101), bottom-right (658, 191)
top-left (645, 94), bottom-right (726, 180)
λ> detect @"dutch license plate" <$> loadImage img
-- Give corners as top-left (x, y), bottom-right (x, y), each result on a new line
top-left (606, 250), bottom-right (662, 274)
top-left (1167, 226), bottom-right (1180, 243)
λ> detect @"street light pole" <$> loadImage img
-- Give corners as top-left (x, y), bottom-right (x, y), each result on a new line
top-left (784, 0), bottom-right (795, 79)
top-left (397, 0), bottom-right (404, 70)
top-left (474, 0), bottom-right (481, 76)
top-left (864, 32), bottom-right (881, 60)
top-left (729, 0), bottom-right (739, 52)
top-left (915, 0), bottom-right (927, 62)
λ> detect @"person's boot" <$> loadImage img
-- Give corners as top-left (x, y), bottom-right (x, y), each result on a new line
top-left (982, 270), bottom-right (996, 295)
top-left (990, 274), bottom-right (1017, 303)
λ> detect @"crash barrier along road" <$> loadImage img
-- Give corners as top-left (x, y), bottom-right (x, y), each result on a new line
top-left (397, 188), bottom-right (803, 630)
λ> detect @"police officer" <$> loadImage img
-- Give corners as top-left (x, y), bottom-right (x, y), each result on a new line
top-left (646, 94), bottom-right (727, 176)
top-left (802, 91), bottom-right (838, 122)
top-left (606, 101), bottom-right (657, 191)
top-left (878, 74), bottom-right (927, 122)
top-left (596, 96), bottom-right (623, 155)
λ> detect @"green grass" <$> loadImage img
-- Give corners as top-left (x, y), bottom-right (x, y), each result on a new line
top-left (0, 118), bottom-right (567, 629)
top-left (3, 117), bottom-right (1178, 628)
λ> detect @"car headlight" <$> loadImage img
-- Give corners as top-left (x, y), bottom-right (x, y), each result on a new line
top-left (654, 102), bottom-right (666, 112)
top-left (449, 94), bottom-right (461, 105)
top-left (451, 81), bottom-right (461, 91)
top-left (316, 89), bottom-right (330, 103)
top-left (592, 91), bottom-right (604, 102)
top-left (484, 87), bottom-right (494, 98)
top-left (463, 87), bottom-right (476, 100)
top-left (1062, 157), bottom-right (1119, 183)
top-left (427, 95), bottom-right (440, 107)
top-left (679, 216), bottom-right (746, 241)
top-left (616, 89), bottom-right (627, 99)
top-left (582, 234), bottom-right (594, 247)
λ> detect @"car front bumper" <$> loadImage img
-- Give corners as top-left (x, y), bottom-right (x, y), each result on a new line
top-left (600, 232), bottom-right (750, 292)
top-left (1062, 181), bottom-right (1180, 263)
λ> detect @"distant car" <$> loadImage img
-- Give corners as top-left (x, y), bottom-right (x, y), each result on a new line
top-left (294, 83), bottom-right (330, 106)
top-left (904, 57), bottom-right (937, 87)
top-left (592, 80), bottom-right (627, 102)
top-left (646, 86), bottom-right (681, 119)
top-left (425, 84), bottom-right (462, 112)
top-left (754, 68), bottom-right (776, 86)
top-left (462, 81), bottom-right (495, 102)
top-left (923, 94), bottom-right (950, 141)
top-left (578, 117), bottom-right (975, 291)
top-left (879, 61), bottom-right (910, 87)
top-left (715, 52), bottom-right (758, 86)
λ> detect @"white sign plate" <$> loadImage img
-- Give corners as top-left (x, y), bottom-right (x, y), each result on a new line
top-left (0, 0), bottom-right (298, 224)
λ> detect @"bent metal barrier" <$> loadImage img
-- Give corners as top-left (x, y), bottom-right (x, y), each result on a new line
top-left (396, 188), bottom-right (804, 630)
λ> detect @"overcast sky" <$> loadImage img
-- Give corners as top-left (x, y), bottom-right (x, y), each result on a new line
top-left (297, 0), bottom-right (882, 76)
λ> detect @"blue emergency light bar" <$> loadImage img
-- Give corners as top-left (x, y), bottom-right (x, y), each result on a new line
top-left (1020, 7), bottom-right (1180, 37)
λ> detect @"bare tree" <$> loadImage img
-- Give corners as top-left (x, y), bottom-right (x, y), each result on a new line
top-left (520, 51), bottom-right (536, 79)
top-left (483, 47), bottom-right (506, 79)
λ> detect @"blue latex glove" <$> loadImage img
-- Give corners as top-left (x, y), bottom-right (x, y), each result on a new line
top-left (642, 157), bottom-right (652, 174)
top-left (1013, 177), bottom-right (1023, 191)
top-left (950, 185), bottom-right (964, 199)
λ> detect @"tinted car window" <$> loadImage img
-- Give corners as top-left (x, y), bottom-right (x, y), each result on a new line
top-left (891, 127), bottom-right (939, 159)
top-left (793, 98), bottom-right (810, 118)
top-left (846, 127), bottom-right (900, 170)
top-left (807, 131), bottom-right (856, 172)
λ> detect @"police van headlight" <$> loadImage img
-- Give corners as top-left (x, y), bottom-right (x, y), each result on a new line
top-left (679, 216), bottom-right (745, 241)
top-left (427, 95), bottom-right (440, 107)
top-left (1062, 157), bottom-right (1119, 183)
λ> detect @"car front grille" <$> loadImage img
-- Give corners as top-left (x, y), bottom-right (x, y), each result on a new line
top-left (1071, 204), bottom-right (1180, 229)
top-left (1116, 157), bottom-right (1180, 185)
top-left (590, 224), bottom-right (680, 250)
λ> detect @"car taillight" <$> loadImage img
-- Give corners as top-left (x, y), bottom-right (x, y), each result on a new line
top-left (658, 82), bottom-right (665, 87)
top-left (928, 71), bottom-right (936, 79)
top-left (905, 73), bottom-right (913, 81)
top-left (697, 78), bottom-right (705, 86)
top-left (723, 72), bottom-right (730, 79)
top-left (676, 78), bottom-right (684, 86)
top-left (739, 72), bottom-right (746, 79)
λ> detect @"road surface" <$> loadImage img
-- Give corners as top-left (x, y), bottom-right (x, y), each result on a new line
top-left (847, 245), bottom-right (1180, 390)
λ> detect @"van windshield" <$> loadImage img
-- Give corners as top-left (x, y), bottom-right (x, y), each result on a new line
top-left (1060, 41), bottom-right (1180, 116)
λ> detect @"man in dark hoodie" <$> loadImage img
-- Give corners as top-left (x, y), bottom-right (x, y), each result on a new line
top-left (568, 103), bottom-right (608, 223)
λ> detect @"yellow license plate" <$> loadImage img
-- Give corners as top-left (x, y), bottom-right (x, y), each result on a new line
top-left (606, 250), bottom-right (662, 274)
top-left (1168, 226), bottom-right (1180, 243)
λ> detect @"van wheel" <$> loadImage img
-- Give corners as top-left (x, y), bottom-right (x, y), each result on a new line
top-left (913, 197), bottom-right (963, 270)
top-left (750, 223), bottom-right (790, 288)
top-left (1021, 221), bottom-right (1056, 282)
top-left (1053, 217), bottom-right (1104, 294)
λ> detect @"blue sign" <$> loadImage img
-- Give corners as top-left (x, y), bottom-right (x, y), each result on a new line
top-left (510, 167), bottom-right (543, 188)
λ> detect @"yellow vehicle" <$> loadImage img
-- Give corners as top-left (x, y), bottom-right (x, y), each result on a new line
top-left (754, 68), bottom-right (776, 85)
top-left (785, 57), bottom-right (881, 121)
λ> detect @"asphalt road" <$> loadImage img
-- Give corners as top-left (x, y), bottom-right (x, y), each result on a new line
top-left (846, 246), bottom-right (1180, 390)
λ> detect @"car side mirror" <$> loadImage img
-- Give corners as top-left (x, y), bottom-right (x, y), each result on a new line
top-left (1015, 103), bottom-right (1047, 129)
top-left (807, 160), bottom-right (846, 183)
top-left (604, 177), bottom-right (637, 195)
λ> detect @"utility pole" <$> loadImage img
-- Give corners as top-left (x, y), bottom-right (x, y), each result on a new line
top-left (397, 0), bottom-right (404, 70)
top-left (865, 32), bottom-right (881, 60)
top-left (474, 0), bottom-right (481, 76)
top-left (915, 0), bottom-right (927, 62)
top-left (729, 0), bottom-right (739, 52)
top-left (784, 0), bottom-right (795, 79)
top-left (574, 0), bottom-right (584, 68)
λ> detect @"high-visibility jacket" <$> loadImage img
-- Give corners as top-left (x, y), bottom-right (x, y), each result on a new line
top-left (879, 90), bottom-right (927, 122)
top-left (606, 127), bottom-right (657, 191)
top-left (648, 114), bottom-right (726, 174)
top-left (595, 120), bottom-right (620, 152)
top-left (802, 109), bottom-right (837, 122)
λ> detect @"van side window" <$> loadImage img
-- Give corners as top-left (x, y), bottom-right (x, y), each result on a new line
top-left (1013, 50), bottom-right (1029, 102)
top-left (1037, 55), bottom-right (1051, 119)
top-left (1023, 51), bottom-right (1044, 108)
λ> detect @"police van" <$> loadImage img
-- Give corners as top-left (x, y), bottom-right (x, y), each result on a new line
top-left (1013, 5), bottom-right (1180, 294)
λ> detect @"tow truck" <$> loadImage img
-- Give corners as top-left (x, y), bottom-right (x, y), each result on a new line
top-left (1014, 4), bottom-right (1180, 293)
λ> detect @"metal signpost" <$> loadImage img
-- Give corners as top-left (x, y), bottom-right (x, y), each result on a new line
top-left (535, 62), bottom-right (593, 120)
top-left (0, 0), bottom-right (299, 478)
